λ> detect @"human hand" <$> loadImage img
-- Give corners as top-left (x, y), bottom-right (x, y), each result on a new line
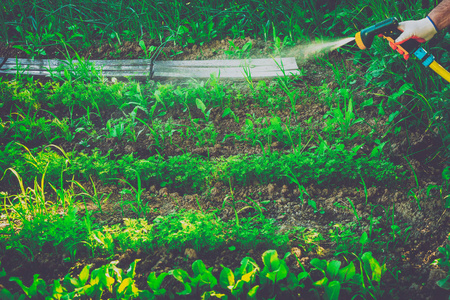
top-left (395, 17), bottom-right (438, 44)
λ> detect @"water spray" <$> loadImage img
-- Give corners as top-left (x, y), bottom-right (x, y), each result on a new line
top-left (354, 17), bottom-right (450, 83)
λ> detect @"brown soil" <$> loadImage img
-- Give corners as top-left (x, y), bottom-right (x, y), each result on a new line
top-left (0, 37), bottom-right (283, 61)
top-left (0, 39), bottom-right (449, 299)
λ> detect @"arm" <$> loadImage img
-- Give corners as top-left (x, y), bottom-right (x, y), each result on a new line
top-left (395, 0), bottom-right (450, 44)
top-left (428, 0), bottom-right (450, 31)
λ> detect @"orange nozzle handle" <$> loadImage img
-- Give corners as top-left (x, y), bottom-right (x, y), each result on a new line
top-left (380, 34), bottom-right (411, 60)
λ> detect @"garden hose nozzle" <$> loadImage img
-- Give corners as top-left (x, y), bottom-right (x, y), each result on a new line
top-left (355, 17), bottom-right (421, 59)
top-left (355, 17), bottom-right (450, 83)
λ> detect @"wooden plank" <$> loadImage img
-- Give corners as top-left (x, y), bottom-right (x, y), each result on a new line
top-left (2, 63), bottom-right (153, 72)
top-left (154, 57), bottom-right (296, 68)
top-left (153, 66), bottom-right (298, 74)
top-left (0, 58), bottom-right (153, 66)
top-left (3, 63), bottom-right (295, 74)
top-left (0, 57), bottom-right (300, 79)
top-left (1, 57), bottom-right (296, 68)
top-left (0, 69), bottom-right (150, 78)
top-left (0, 70), bottom-right (61, 76)
top-left (0, 68), bottom-right (301, 79)
top-left (154, 70), bottom-right (301, 79)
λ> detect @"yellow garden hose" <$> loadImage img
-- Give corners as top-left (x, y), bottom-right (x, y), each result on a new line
top-left (428, 60), bottom-right (450, 83)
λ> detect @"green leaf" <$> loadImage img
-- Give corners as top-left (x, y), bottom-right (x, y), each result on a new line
top-left (337, 262), bottom-right (356, 282)
top-left (231, 280), bottom-right (244, 296)
top-left (313, 276), bottom-right (329, 287)
top-left (388, 83), bottom-right (412, 103)
top-left (79, 264), bottom-right (92, 285)
top-left (52, 279), bottom-right (64, 296)
top-left (310, 258), bottom-right (327, 272)
top-left (192, 260), bottom-right (207, 277)
top-left (10, 277), bottom-right (29, 295)
top-left (324, 280), bottom-right (341, 300)
top-left (222, 108), bottom-right (233, 118)
top-left (262, 250), bottom-right (280, 271)
top-left (361, 252), bottom-right (386, 282)
top-left (219, 267), bottom-right (235, 289)
top-left (265, 262), bottom-right (289, 283)
top-left (204, 272), bottom-right (218, 288)
top-left (126, 259), bottom-right (140, 278)
top-left (378, 100), bottom-right (385, 115)
top-left (177, 282), bottom-right (192, 295)
top-left (360, 231), bottom-right (369, 245)
top-left (298, 272), bottom-right (309, 281)
top-left (442, 166), bottom-right (450, 181)
top-left (147, 272), bottom-right (169, 291)
top-left (326, 261), bottom-right (341, 279)
top-left (247, 285), bottom-right (259, 299)
top-left (196, 98), bottom-right (206, 114)
top-left (28, 274), bottom-right (46, 297)
top-left (139, 40), bottom-right (146, 53)
top-left (437, 275), bottom-right (450, 290)
top-left (387, 111), bottom-right (400, 124)
top-left (287, 272), bottom-right (300, 290)
top-left (172, 269), bottom-right (190, 283)
top-left (241, 268), bottom-right (257, 283)
top-left (117, 277), bottom-right (134, 295)
top-left (360, 98), bottom-right (373, 108)
top-left (202, 290), bottom-right (228, 299)
top-left (0, 288), bottom-right (14, 300)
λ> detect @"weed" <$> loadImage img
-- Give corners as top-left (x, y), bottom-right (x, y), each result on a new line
top-left (432, 234), bottom-right (450, 291)
top-left (225, 40), bottom-right (252, 59)
top-left (322, 90), bottom-right (364, 139)
top-left (222, 107), bottom-right (239, 123)
top-left (289, 227), bottom-right (324, 255)
top-left (118, 170), bottom-right (147, 218)
top-left (154, 209), bottom-right (226, 253)
top-left (71, 177), bottom-right (111, 214)
top-left (138, 40), bottom-right (157, 59)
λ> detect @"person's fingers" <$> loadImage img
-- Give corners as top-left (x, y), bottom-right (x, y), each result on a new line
top-left (395, 31), bottom-right (411, 44)
top-left (397, 22), bottom-right (406, 32)
top-left (414, 37), bottom-right (426, 43)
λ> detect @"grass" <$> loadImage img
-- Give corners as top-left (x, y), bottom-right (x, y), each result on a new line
top-left (0, 0), bottom-right (449, 299)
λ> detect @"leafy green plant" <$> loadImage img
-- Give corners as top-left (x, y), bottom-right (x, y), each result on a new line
top-left (72, 177), bottom-right (111, 214)
top-left (139, 40), bottom-right (157, 59)
top-left (172, 260), bottom-right (218, 297)
top-left (277, 76), bottom-right (299, 115)
top-left (322, 90), bottom-right (364, 139)
top-left (358, 252), bottom-right (387, 299)
top-left (222, 107), bottom-right (239, 123)
top-left (219, 257), bottom-right (260, 299)
top-left (225, 40), bottom-right (252, 59)
top-left (154, 209), bottom-right (226, 253)
top-left (195, 122), bottom-right (218, 147)
top-left (118, 170), bottom-right (148, 218)
top-left (195, 98), bottom-right (212, 123)
top-left (2, 206), bottom-right (90, 262)
top-left (431, 234), bottom-right (450, 291)
top-left (143, 271), bottom-right (169, 299)
top-left (49, 80), bottom-right (125, 109)
top-left (50, 50), bottom-right (104, 83)
top-left (108, 218), bottom-right (155, 253)
top-left (289, 227), bottom-right (324, 255)
top-left (259, 250), bottom-right (290, 296)
top-left (310, 258), bottom-right (347, 300)
top-left (105, 118), bottom-right (126, 141)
